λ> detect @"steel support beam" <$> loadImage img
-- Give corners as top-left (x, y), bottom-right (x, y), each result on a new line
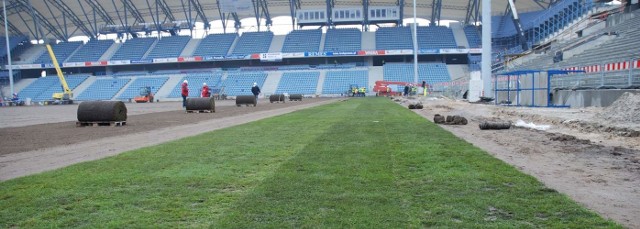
top-left (144, 0), bottom-right (160, 36)
top-left (507, 0), bottom-right (528, 50)
top-left (363, 0), bottom-right (369, 31)
top-left (57, 0), bottom-right (97, 38)
top-left (0, 7), bottom-right (24, 36)
top-left (122, 0), bottom-right (145, 24)
top-left (189, 0), bottom-right (209, 29)
top-left (289, 0), bottom-right (300, 29)
top-left (157, 0), bottom-right (175, 22)
top-left (326, 0), bottom-right (333, 27)
top-left (42, 0), bottom-right (68, 39)
top-left (26, 0), bottom-right (45, 40)
top-left (84, 0), bottom-right (115, 25)
top-left (397, 0), bottom-right (404, 25)
top-left (15, 0), bottom-right (66, 40)
top-left (430, 0), bottom-right (442, 26)
top-left (231, 12), bottom-right (240, 31)
top-left (464, 0), bottom-right (479, 25)
top-left (252, 0), bottom-right (272, 31)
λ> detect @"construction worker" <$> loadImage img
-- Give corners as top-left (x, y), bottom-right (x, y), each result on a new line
top-left (352, 87), bottom-right (357, 97)
top-left (251, 82), bottom-right (261, 100)
top-left (201, 83), bottom-right (210, 98)
top-left (359, 87), bottom-right (366, 97)
top-left (181, 80), bottom-right (188, 107)
top-left (411, 85), bottom-right (417, 95)
top-left (386, 86), bottom-right (391, 97)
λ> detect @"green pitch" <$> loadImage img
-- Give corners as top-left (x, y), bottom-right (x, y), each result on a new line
top-left (0, 98), bottom-right (619, 228)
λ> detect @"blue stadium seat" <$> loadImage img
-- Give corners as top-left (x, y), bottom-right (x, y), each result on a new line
top-left (1, 36), bottom-right (29, 63)
top-left (417, 26), bottom-right (457, 49)
top-left (282, 29), bottom-right (322, 53)
top-left (383, 63), bottom-right (451, 85)
top-left (275, 72), bottom-right (319, 95)
top-left (464, 26), bottom-right (481, 48)
top-left (17, 75), bottom-right (90, 101)
top-left (192, 33), bottom-right (237, 57)
top-left (322, 70), bottom-right (369, 94)
top-left (110, 38), bottom-right (156, 61)
top-left (145, 36), bottom-right (191, 59)
top-left (66, 40), bottom-right (114, 62)
top-left (167, 72), bottom-right (224, 98)
top-left (324, 28), bottom-right (361, 52)
top-left (117, 77), bottom-right (169, 100)
top-left (376, 27), bottom-right (412, 50)
top-left (231, 31), bottom-right (273, 56)
top-left (75, 78), bottom-right (131, 100)
top-left (32, 42), bottom-right (83, 64)
top-left (221, 72), bottom-right (268, 96)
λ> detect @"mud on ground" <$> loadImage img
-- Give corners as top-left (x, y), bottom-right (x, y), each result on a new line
top-left (396, 96), bottom-right (640, 229)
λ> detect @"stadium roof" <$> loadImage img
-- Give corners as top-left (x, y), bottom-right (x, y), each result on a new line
top-left (1, 0), bottom-right (558, 40)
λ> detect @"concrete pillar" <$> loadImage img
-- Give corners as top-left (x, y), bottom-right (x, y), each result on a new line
top-left (481, 0), bottom-right (493, 97)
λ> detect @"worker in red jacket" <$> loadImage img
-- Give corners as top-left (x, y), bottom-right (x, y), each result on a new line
top-left (201, 83), bottom-right (210, 98)
top-left (181, 80), bottom-right (188, 107)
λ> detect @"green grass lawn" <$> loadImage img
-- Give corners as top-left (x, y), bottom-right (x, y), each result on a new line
top-left (0, 98), bottom-right (619, 228)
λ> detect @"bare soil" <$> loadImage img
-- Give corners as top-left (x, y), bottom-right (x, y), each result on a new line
top-left (0, 98), bottom-right (336, 180)
top-left (397, 96), bottom-right (640, 229)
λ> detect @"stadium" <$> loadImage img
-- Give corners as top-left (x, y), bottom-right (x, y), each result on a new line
top-left (1, 0), bottom-right (639, 227)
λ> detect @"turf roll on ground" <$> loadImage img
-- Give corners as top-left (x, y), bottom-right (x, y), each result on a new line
top-left (289, 94), bottom-right (303, 101)
top-left (269, 94), bottom-right (285, 103)
top-left (236, 95), bottom-right (257, 106)
top-left (77, 101), bottom-right (127, 122)
top-left (479, 121), bottom-right (511, 130)
top-left (186, 97), bottom-right (215, 112)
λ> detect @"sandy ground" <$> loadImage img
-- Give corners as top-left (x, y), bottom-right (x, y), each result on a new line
top-left (397, 96), bottom-right (640, 229)
top-left (0, 98), bottom-right (337, 180)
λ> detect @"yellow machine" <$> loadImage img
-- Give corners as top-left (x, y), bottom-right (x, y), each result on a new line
top-left (46, 44), bottom-right (73, 104)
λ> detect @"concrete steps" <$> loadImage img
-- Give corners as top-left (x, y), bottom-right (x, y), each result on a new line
top-left (71, 76), bottom-right (97, 99)
top-left (261, 71), bottom-right (282, 96)
top-left (361, 32), bottom-right (376, 50)
top-left (100, 42), bottom-right (122, 61)
top-left (180, 38), bottom-right (201, 57)
top-left (268, 35), bottom-right (285, 53)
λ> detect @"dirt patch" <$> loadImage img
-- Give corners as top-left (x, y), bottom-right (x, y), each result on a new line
top-left (407, 97), bottom-right (640, 228)
top-left (0, 98), bottom-right (337, 181)
top-left (595, 92), bottom-right (640, 124)
top-left (0, 99), bottom-right (331, 156)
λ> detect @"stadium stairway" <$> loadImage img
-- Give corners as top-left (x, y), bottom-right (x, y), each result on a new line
top-left (140, 40), bottom-right (159, 60)
top-left (449, 22), bottom-right (470, 48)
top-left (100, 43), bottom-right (122, 61)
top-left (261, 72), bottom-right (282, 95)
top-left (180, 39), bottom-right (201, 57)
top-left (71, 76), bottom-right (97, 99)
top-left (368, 66), bottom-right (384, 88)
top-left (269, 35), bottom-right (285, 53)
top-left (112, 78), bottom-right (136, 99)
top-left (154, 75), bottom-right (185, 99)
top-left (316, 71), bottom-right (326, 95)
top-left (4, 78), bottom-right (36, 95)
top-left (361, 32), bottom-right (376, 50)
top-left (318, 33), bottom-right (326, 52)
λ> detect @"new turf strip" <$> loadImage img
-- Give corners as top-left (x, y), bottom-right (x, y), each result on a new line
top-left (0, 98), bottom-right (619, 228)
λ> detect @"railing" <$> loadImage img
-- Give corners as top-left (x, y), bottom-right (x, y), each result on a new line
top-left (552, 57), bottom-right (640, 88)
top-left (430, 78), bottom-right (470, 99)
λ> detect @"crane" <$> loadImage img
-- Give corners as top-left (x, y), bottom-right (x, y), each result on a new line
top-left (45, 44), bottom-right (73, 104)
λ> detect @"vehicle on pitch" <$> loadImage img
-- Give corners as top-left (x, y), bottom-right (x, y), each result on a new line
top-left (134, 86), bottom-right (154, 103)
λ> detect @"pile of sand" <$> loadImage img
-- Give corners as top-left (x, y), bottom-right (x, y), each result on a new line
top-left (595, 92), bottom-right (640, 124)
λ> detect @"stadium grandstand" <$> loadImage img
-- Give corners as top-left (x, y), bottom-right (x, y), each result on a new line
top-left (0, 0), bottom-right (637, 104)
